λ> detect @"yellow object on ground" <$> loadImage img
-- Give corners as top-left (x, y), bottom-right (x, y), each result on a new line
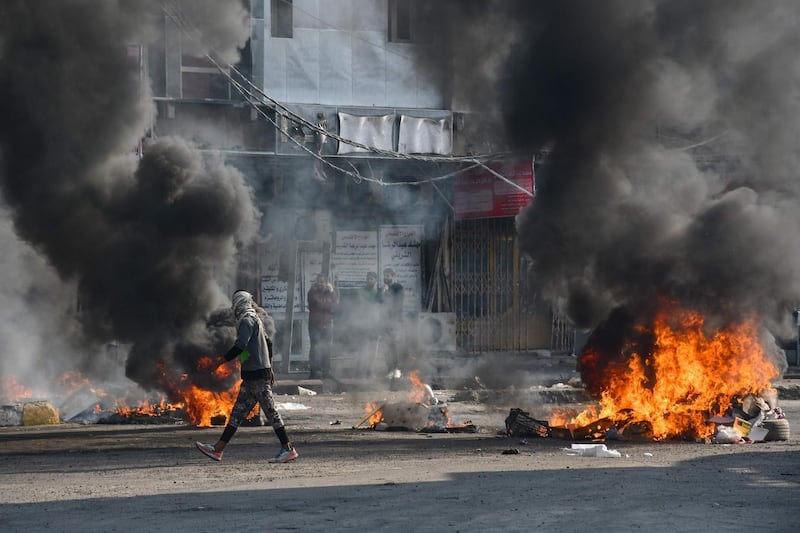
top-left (22, 401), bottom-right (60, 426)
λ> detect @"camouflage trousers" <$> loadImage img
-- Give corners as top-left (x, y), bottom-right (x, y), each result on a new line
top-left (228, 378), bottom-right (284, 429)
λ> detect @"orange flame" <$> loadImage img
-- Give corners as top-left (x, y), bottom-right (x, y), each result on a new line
top-left (365, 401), bottom-right (384, 426)
top-left (151, 358), bottom-right (240, 427)
top-left (407, 370), bottom-right (426, 403)
top-left (115, 397), bottom-right (182, 417)
top-left (55, 371), bottom-right (91, 394)
top-left (551, 305), bottom-right (779, 440)
top-left (105, 358), bottom-right (263, 427)
top-left (361, 370), bottom-right (450, 428)
top-left (0, 377), bottom-right (33, 403)
top-left (1, 362), bottom-right (250, 428)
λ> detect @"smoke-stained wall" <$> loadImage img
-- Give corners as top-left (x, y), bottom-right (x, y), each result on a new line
top-left (259, 0), bottom-right (447, 108)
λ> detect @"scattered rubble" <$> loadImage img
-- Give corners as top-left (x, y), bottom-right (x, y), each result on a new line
top-left (58, 385), bottom-right (102, 422)
top-left (710, 392), bottom-right (790, 443)
top-left (355, 400), bottom-right (476, 433)
top-left (353, 371), bottom-right (477, 433)
top-left (505, 408), bottom-right (550, 438)
top-left (0, 404), bottom-right (22, 426)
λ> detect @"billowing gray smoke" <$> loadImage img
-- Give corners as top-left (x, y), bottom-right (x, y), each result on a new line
top-left (427, 2), bottom-right (800, 358)
top-left (510, 1), bottom-right (800, 340)
top-left (0, 1), bottom-right (256, 393)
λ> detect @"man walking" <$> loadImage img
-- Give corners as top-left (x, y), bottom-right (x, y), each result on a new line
top-left (195, 290), bottom-right (298, 464)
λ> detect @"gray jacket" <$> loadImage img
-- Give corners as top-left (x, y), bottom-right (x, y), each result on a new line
top-left (234, 313), bottom-right (271, 378)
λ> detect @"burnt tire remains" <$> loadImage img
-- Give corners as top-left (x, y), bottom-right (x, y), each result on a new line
top-left (761, 418), bottom-right (790, 441)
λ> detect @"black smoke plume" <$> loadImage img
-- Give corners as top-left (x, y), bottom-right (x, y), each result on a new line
top-left (509, 1), bottom-right (800, 375)
top-left (0, 1), bottom-right (255, 394)
top-left (419, 1), bottom-right (800, 375)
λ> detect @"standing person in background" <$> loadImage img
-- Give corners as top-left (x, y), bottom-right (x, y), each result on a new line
top-left (307, 273), bottom-right (339, 379)
top-left (195, 290), bottom-right (298, 464)
top-left (357, 271), bottom-right (382, 376)
top-left (380, 267), bottom-right (405, 379)
top-left (358, 271), bottom-right (381, 306)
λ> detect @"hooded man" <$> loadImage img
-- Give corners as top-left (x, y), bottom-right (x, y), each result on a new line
top-left (195, 290), bottom-right (298, 464)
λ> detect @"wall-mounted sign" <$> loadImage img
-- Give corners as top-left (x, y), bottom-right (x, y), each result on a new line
top-left (260, 276), bottom-right (302, 314)
top-left (332, 230), bottom-right (379, 290)
top-left (379, 225), bottom-right (422, 316)
top-left (454, 160), bottom-right (534, 220)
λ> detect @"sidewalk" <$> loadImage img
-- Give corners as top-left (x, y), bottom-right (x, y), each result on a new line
top-left (774, 377), bottom-right (800, 399)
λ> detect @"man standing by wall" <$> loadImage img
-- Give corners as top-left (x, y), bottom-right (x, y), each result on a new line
top-left (307, 273), bottom-right (339, 379)
top-left (359, 272), bottom-right (381, 307)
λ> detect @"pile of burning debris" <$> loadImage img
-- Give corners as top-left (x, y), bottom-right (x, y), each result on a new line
top-left (505, 389), bottom-right (790, 444)
top-left (0, 357), bottom-right (251, 428)
top-left (499, 303), bottom-right (794, 445)
top-left (0, 381), bottom-right (188, 427)
top-left (707, 392), bottom-right (790, 443)
top-left (353, 371), bottom-right (476, 433)
top-left (0, 381), bottom-right (268, 428)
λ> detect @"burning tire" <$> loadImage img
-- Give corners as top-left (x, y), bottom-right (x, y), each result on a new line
top-left (761, 418), bottom-right (790, 441)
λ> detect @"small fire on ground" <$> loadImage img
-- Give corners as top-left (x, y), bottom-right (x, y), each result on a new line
top-left (1, 357), bottom-right (256, 427)
top-left (356, 370), bottom-right (475, 432)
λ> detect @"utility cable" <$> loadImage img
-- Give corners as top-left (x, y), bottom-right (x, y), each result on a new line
top-left (161, 2), bottom-right (522, 189)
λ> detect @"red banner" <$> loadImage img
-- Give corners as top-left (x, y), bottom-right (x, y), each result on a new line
top-left (454, 160), bottom-right (534, 220)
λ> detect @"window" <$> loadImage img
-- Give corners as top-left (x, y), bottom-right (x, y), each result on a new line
top-left (271, 0), bottom-right (293, 38)
top-left (389, 0), bottom-right (414, 43)
top-left (180, 55), bottom-right (230, 100)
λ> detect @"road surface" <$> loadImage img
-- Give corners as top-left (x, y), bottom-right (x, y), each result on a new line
top-left (1, 385), bottom-right (798, 532)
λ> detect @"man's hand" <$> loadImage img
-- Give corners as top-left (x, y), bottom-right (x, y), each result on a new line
top-left (268, 367), bottom-right (276, 386)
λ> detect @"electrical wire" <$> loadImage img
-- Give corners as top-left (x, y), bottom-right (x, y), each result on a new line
top-left (161, 2), bottom-right (521, 189)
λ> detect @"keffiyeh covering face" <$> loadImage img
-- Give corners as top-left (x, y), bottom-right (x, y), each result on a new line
top-left (232, 290), bottom-right (257, 322)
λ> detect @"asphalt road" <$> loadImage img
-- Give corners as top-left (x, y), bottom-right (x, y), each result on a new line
top-left (1, 386), bottom-right (798, 533)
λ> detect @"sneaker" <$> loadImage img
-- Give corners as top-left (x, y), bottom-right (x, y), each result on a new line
top-left (196, 442), bottom-right (222, 461)
top-left (269, 446), bottom-right (299, 463)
